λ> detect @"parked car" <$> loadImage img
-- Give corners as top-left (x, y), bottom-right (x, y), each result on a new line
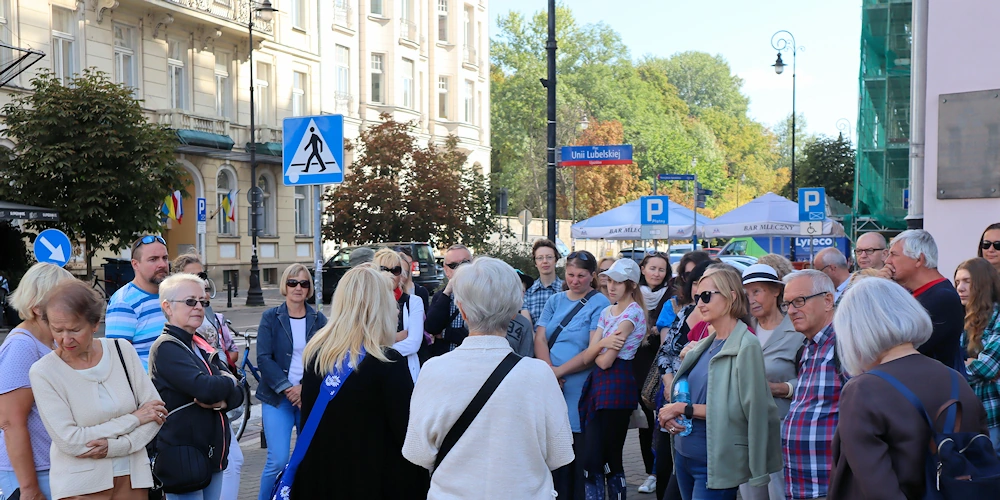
top-left (718, 254), bottom-right (758, 272)
top-left (311, 242), bottom-right (441, 303)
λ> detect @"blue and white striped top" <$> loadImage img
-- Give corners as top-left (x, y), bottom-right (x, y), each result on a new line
top-left (105, 282), bottom-right (166, 371)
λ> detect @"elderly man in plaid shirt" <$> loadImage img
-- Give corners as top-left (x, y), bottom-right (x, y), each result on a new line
top-left (781, 270), bottom-right (845, 500)
top-left (425, 245), bottom-right (473, 357)
top-left (521, 239), bottom-right (563, 327)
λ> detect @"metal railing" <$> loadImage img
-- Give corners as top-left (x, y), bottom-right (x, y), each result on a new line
top-left (160, 0), bottom-right (274, 33)
top-left (332, 92), bottom-right (353, 113)
top-left (400, 19), bottom-right (417, 42)
top-left (333, 3), bottom-right (352, 29)
top-left (463, 45), bottom-right (477, 65)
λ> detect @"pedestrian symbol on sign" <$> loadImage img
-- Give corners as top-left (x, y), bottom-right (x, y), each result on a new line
top-left (302, 127), bottom-right (327, 173)
top-left (286, 118), bottom-right (341, 184)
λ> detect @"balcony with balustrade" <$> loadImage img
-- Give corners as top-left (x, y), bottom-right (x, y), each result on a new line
top-left (462, 45), bottom-right (477, 70)
top-left (148, 109), bottom-right (283, 164)
top-left (399, 19), bottom-right (418, 48)
top-left (130, 0), bottom-right (274, 40)
top-left (332, 2), bottom-right (354, 33)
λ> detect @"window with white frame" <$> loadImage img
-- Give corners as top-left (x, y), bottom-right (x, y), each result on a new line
top-left (400, 0), bottom-right (412, 22)
top-left (370, 54), bottom-right (384, 104)
top-left (464, 80), bottom-right (474, 123)
top-left (51, 7), bottom-right (76, 85)
top-left (167, 40), bottom-right (187, 109)
top-left (292, 71), bottom-right (306, 116)
top-left (335, 45), bottom-right (349, 95)
top-left (255, 62), bottom-right (272, 125)
top-left (291, 0), bottom-right (305, 30)
top-left (370, 0), bottom-right (382, 16)
top-left (463, 5), bottom-right (473, 61)
top-left (294, 185), bottom-right (310, 235)
top-left (113, 24), bottom-right (137, 94)
top-left (215, 53), bottom-right (232, 118)
top-left (437, 76), bottom-right (449, 120)
top-left (0, 0), bottom-right (11, 65)
top-left (402, 58), bottom-right (414, 109)
top-left (437, 0), bottom-right (448, 42)
top-left (217, 169), bottom-right (236, 235)
top-left (258, 174), bottom-right (275, 236)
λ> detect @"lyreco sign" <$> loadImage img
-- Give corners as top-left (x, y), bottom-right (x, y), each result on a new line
top-left (796, 237), bottom-right (835, 247)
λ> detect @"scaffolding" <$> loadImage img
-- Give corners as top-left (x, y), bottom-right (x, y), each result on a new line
top-left (851, 0), bottom-right (911, 237)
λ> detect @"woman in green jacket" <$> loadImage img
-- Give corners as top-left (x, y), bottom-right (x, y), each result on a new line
top-left (658, 265), bottom-right (781, 500)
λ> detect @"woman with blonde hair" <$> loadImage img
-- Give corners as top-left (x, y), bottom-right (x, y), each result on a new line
top-left (0, 263), bottom-right (73, 500)
top-left (597, 258), bottom-right (616, 301)
top-left (285, 266), bottom-right (428, 499)
top-left (374, 248), bottom-right (424, 383)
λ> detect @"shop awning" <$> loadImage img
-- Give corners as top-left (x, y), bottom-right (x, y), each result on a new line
top-left (0, 201), bottom-right (60, 221)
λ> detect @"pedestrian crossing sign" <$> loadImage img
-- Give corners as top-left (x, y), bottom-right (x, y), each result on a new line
top-left (282, 115), bottom-right (345, 186)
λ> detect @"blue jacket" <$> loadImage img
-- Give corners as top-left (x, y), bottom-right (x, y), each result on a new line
top-left (255, 302), bottom-right (328, 407)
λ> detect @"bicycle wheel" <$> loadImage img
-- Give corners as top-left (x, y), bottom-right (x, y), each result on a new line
top-left (207, 278), bottom-right (217, 299)
top-left (229, 380), bottom-right (252, 441)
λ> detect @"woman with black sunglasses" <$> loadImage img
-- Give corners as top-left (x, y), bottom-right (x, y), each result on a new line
top-left (979, 222), bottom-right (1000, 273)
top-left (254, 264), bottom-right (328, 500)
top-left (374, 249), bottom-right (424, 383)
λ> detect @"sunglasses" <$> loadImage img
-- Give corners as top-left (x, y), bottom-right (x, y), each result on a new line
top-left (196, 271), bottom-right (209, 280)
top-left (286, 279), bottom-right (311, 289)
top-left (567, 252), bottom-right (590, 261)
top-left (132, 235), bottom-right (166, 252)
top-left (982, 240), bottom-right (1000, 251)
top-left (380, 266), bottom-right (403, 276)
top-left (169, 298), bottom-right (210, 307)
top-left (445, 259), bottom-right (471, 270)
top-left (694, 290), bottom-right (723, 305)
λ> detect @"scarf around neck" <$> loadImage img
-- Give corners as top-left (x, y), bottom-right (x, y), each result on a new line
top-left (641, 285), bottom-right (667, 311)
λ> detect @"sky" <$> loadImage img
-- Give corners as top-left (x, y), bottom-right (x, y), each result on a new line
top-left (489, 0), bottom-right (863, 141)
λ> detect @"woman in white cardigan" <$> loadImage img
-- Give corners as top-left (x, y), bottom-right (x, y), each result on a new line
top-left (373, 249), bottom-right (424, 382)
top-left (29, 280), bottom-right (165, 500)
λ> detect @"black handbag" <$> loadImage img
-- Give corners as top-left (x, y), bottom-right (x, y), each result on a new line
top-left (152, 445), bottom-right (212, 494)
top-left (112, 340), bottom-right (165, 500)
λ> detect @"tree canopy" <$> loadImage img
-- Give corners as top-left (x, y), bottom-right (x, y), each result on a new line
top-left (788, 134), bottom-right (856, 204)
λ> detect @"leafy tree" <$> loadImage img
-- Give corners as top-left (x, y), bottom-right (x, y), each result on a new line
top-left (569, 119), bottom-right (651, 219)
top-left (0, 70), bottom-right (186, 276)
top-left (322, 114), bottom-right (499, 246)
top-left (773, 113), bottom-right (816, 178)
top-left (787, 135), bottom-right (855, 204)
top-left (646, 52), bottom-right (750, 117)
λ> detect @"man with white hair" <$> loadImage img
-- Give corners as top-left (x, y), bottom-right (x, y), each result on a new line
top-left (880, 229), bottom-right (965, 372)
top-left (814, 248), bottom-right (851, 302)
top-left (781, 270), bottom-right (843, 500)
top-left (853, 232), bottom-right (889, 270)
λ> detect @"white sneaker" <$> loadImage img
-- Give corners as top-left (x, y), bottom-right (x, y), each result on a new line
top-left (637, 475), bottom-right (656, 493)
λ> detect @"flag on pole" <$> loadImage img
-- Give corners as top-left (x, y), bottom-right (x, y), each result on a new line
top-left (222, 189), bottom-right (238, 221)
top-left (161, 190), bottom-right (183, 222)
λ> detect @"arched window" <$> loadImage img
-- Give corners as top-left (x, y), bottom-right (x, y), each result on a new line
top-left (257, 173), bottom-right (276, 236)
top-left (216, 168), bottom-right (236, 235)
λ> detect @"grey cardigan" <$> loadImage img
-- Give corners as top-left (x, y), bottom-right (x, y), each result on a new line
top-left (750, 314), bottom-right (804, 419)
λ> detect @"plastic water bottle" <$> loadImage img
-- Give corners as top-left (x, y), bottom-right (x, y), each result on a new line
top-left (673, 377), bottom-right (693, 437)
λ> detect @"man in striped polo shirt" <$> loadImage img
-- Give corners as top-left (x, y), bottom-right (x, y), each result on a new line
top-left (106, 235), bottom-right (170, 371)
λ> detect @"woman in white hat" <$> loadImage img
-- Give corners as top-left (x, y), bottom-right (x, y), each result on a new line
top-left (738, 263), bottom-right (804, 500)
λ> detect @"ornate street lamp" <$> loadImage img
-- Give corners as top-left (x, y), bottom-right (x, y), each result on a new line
top-left (246, 0), bottom-right (276, 306)
top-left (770, 30), bottom-right (799, 201)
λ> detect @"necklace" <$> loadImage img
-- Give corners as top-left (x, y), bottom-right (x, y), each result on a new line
top-left (708, 338), bottom-right (725, 354)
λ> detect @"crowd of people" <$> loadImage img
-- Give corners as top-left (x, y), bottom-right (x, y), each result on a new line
top-left (1, 222), bottom-right (1000, 499)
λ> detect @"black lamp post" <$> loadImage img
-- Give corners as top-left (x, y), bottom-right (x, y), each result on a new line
top-left (246, 0), bottom-right (276, 307)
top-left (770, 30), bottom-right (798, 201)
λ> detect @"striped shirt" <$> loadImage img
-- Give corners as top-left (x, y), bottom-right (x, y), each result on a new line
top-left (963, 304), bottom-right (1000, 428)
top-left (783, 323), bottom-right (842, 499)
top-left (105, 282), bottom-right (165, 371)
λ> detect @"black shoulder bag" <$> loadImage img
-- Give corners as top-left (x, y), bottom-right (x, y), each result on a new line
top-left (433, 352), bottom-right (521, 474)
top-left (547, 290), bottom-right (599, 349)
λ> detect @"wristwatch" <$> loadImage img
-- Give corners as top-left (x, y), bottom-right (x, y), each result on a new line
top-left (684, 402), bottom-right (694, 420)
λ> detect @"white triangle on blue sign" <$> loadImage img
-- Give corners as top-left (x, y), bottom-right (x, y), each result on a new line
top-left (286, 118), bottom-right (341, 183)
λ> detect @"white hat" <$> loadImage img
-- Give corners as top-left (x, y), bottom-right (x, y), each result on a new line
top-left (741, 264), bottom-right (784, 286)
top-left (601, 258), bottom-right (640, 283)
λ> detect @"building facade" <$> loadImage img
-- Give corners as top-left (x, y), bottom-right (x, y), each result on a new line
top-left (0, 0), bottom-right (490, 286)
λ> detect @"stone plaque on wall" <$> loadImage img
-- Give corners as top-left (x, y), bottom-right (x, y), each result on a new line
top-left (937, 89), bottom-right (1000, 199)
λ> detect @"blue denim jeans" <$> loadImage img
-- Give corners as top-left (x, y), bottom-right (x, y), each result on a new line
top-left (166, 471), bottom-right (224, 500)
top-left (0, 469), bottom-right (52, 500)
top-left (675, 453), bottom-right (737, 500)
top-left (257, 399), bottom-right (300, 500)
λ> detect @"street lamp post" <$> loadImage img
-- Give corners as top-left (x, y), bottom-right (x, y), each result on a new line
top-left (246, 0), bottom-right (276, 307)
top-left (836, 118), bottom-right (852, 143)
top-left (770, 30), bottom-right (799, 201)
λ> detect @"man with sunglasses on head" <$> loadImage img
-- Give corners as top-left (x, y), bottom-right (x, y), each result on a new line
top-left (106, 235), bottom-right (170, 371)
top-left (425, 244), bottom-right (473, 358)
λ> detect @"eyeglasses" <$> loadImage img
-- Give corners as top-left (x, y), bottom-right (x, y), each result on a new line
top-left (855, 247), bottom-right (886, 256)
top-left (599, 267), bottom-right (612, 273)
top-left (818, 264), bottom-right (834, 273)
top-left (380, 266), bottom-right (403, 276)
top-left (196, 272), bottom-right (209, 280)
top-left (694, 290), bottom-right (723, 305)
top-left (169, 298), bottom-right (210, 308)
top-left (445, 259), bottom-right (471, 270)
top-left (781, 292), bottom-right (829, 310)
top-left (567, 252), bottom-right (590, 261)
top-left (982, 240), bottom-right (1000, 251)
top-left (535, 255), bottom-right (556, 262)
top-left (286, 279), bottom-right (311, 289)
top-left (132, 235), bottom-right (166, 252)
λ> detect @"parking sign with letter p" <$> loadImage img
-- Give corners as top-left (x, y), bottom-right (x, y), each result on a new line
top-left (798, 188), bottom-right (826, 222)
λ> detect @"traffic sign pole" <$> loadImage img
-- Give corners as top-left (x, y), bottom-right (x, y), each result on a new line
top-left (314, 184), bottom-right (323, 306)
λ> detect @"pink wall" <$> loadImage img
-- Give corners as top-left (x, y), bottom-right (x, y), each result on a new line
top-left (923, 0), bottom-right (1000, 279)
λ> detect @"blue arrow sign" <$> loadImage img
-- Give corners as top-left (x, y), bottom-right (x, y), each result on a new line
top-left (657, 173), bottom-right (696, 181)
top-left (33, 228), bottom-right (71, 267)
top-left (798, 187), bottom-right (826, 222)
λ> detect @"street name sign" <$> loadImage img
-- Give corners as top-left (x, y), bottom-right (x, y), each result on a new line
top-left (657, 174), bottom-right (696, 181)
top-left (559, 145), bottom-right (633, 167)
top-left (283, 115), bottom-right (345, 185)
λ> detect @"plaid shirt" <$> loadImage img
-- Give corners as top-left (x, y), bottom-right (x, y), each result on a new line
top-left (578, 358), bottom-right (638, 431)
top-left (783, 324), bottom-right (842, 500)
top-left (963, 304), bottom-right (1000, 428)
top-left (522, 276), bottom-right (563, 327)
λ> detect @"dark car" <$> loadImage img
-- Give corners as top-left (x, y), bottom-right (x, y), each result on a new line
top-left (312, 242), bottom-right (441, 303)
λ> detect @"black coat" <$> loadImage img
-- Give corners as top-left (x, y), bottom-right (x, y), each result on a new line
top-left (424, 291), bottom-right (467, 357)
top-left (291, 348), bottom-right (428, 499)
top-left (149, 325), bottom-right (244, 472)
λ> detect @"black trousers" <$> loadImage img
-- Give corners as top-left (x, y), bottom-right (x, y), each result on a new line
top-left (638, 403), bottom-right (656, 474)
top-left (656, 429), bottom-right (683, 500)
top-left (581, 409), bottom-right (632, 477)
top-left (553, 432), bottom-right (586, 500)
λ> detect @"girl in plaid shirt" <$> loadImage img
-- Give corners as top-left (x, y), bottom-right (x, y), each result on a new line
top-left (956, 257), bottom-right (1000, 448)
top-left (578, 258), bottom-right (647, 499)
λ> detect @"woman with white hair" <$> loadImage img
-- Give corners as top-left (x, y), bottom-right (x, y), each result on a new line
top-left (0, 263), bottom-right (73, 500)
top-left (828, 278), bottom-right (987, 499)
top-left (404, 257), bottom-right (574, 499)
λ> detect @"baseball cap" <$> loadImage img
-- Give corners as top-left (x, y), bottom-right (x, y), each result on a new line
top-left (601, 258), bottom-right (640, 283)
top-left (741, 264), bottom-right (784, 286)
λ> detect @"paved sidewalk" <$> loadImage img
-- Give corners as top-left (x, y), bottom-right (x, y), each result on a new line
top-left (233, 428), bottom-right (657, 499)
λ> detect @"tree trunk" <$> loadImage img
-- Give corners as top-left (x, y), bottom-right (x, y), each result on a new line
top-left (84, 236), bottom-right (92, 279)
